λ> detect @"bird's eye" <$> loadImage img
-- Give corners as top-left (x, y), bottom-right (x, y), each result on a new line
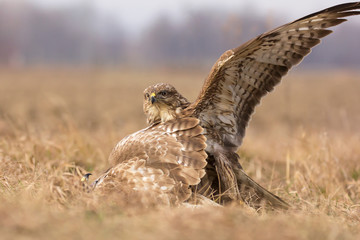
top-left (159, 91), bottom-right (167, 96)
top-left (145, 93), bottom-right (149, 99)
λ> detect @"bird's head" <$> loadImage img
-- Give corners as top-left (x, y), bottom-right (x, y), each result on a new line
top-left (143, 83), bottom-right (190, 125)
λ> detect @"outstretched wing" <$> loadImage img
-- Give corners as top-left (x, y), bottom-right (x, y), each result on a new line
top-left (189, 2), bottom-right (360, 152)
top-left (93, 117), bottom-right (207, 204)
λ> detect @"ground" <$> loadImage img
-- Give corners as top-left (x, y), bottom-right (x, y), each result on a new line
top-left (0, 67), bottom-right (360, 239)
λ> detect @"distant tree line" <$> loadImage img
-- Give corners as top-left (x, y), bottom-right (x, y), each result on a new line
top-left (0, 1), bottom-right (127, 66)
top-left (0, 1), bottom-right (359, 68)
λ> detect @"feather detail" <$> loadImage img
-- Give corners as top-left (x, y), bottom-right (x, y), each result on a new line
top-left (189, 2), bottom-right (360, 152)
top-left (92, 117), bottom-right (207, 205)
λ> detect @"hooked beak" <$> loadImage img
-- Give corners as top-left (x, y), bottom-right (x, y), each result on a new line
top-left (81, 173), bottom-right (92, 182)
top-left (150, 92), bottom-right (156, 104)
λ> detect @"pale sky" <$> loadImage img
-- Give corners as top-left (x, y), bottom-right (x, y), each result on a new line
top-left (18, 0), bottom-right (360, 33)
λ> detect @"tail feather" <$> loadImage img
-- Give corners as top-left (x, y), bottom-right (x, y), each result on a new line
top-left (235, 168), bottom-right (290, 210)
top-left (211, 150), bottom-right (290, 209)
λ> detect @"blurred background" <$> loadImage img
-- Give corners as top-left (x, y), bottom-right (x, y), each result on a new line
top-left (0, 0), bottom-right (360, 68)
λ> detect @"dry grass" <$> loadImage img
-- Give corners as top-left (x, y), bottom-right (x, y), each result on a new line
top-left (1, 67), bottom-right (360, 239)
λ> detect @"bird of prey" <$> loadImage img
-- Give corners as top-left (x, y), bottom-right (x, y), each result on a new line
top-left (140, 3), bottom-right (360, 209)
top-left (89, 117), bottom-right (208, 206)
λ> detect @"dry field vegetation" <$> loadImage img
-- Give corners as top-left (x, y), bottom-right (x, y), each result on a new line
top-left (1, 67), bottom-right (360, 239)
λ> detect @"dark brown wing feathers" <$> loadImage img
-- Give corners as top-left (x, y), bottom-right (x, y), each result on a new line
top-left (190, 2), bottom-right (360, 151)
top-left (185, 2), bottom-right (359, 209)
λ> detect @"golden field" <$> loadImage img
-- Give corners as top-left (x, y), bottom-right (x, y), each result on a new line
top-left (1, 67), bottom-right (360, 239)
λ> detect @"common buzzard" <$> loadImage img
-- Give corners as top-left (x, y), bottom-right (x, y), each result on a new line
top-left (90, 117), bottom-right (208, 206)
top-left (140, 3), bottom-right (360, 208)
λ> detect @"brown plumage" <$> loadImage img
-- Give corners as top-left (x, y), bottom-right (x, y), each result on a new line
top-left (141, 2), bottom-right (360, 209)
top-left (143, 83), bottom-right (190, 125)
top-left (91, 117), bottom-right (208, 206)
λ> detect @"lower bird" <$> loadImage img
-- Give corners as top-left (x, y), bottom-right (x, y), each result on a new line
top-left (86, 117), bottom-right (209, 206)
